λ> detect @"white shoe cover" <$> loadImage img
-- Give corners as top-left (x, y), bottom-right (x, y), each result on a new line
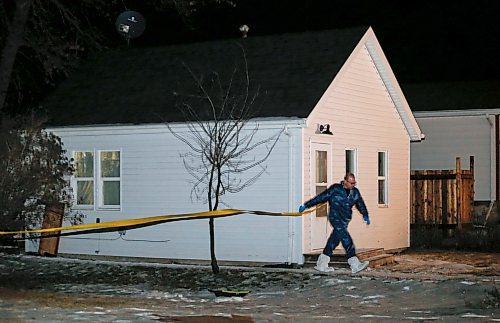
top-left (314, 254), bottom-right (335, 272)
top-left (348, 256), bottom-right (369, 274)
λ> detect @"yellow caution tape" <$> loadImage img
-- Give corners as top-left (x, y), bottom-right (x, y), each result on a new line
top-left (0, 205), bottom-right (321, 237)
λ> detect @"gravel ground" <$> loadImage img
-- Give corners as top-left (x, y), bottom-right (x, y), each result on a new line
top-left (0, 250), bottom-right (498, 322)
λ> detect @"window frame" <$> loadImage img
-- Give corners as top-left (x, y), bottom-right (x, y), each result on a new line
top-left (72, 149), bottom-right (122, 211)
top-left (73, 151), bottom-right (95, 209)
top-left (314, 150), bottom-right (328, 217)
top-left (345, 148), bottom-right (358, 176)
top-left (97, 150), bottom-right (122, 210)
top-left (377, 150), bottom-right (388, 206)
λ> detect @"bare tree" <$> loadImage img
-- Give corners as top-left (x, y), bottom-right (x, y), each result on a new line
top-left (167, 47), bottom-right (282, 274)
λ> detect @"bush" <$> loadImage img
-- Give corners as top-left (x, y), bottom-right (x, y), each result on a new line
top-left (0, 114), bottom-right (81, 241)
top-left (410, 224), bottom-right (444, 249)
top-left (454, 225), bottom-right (500, 252)
top-left (411, 223), bottom-right (500, 252)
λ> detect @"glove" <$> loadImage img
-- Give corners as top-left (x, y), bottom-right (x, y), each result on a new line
top-left (298, 205), bottom-right (306, 213)
top-left (363, 214), bottom-right (370, 225)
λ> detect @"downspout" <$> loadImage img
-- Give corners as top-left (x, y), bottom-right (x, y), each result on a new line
top-left (496, 115), bottom-right (499, 222)
top-left (483, 114), bottom-right (497, 224)
top-left (285, 125), bottom-right (294, 264)
top-left (407, 140), bottom-right (411, 248)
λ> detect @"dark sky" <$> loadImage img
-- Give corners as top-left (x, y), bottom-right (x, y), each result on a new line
top-left (123, 0), bottom-right (500, 84)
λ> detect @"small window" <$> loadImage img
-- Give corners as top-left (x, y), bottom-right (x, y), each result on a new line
top-left (316, 151), bottom-right (327, 183)
top-left (315, 150), bottom-right (328, 217)
top-left (74, 151), bottom-right (94, 206)
top-left (378, 151), bottom-right (388, 205)
top-left (73, 150), bottom-right (121, 209)
top-left (100, 151), bottom-right (121, 207)
top-left (345, 149), bottom-right (357, 176)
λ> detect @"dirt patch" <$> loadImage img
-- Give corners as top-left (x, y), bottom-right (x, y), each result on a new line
top-left (388, 250), bottom-right (500, 276)
top-left (0, 252), bottom-right (498, 321)
top-left (0, 287), bottom-right (157, 309)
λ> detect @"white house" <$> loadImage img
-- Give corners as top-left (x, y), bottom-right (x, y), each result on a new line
top-left (29, 27), bottom-right (422, 264)
top-left (405, 81), bottom-right (500, 222)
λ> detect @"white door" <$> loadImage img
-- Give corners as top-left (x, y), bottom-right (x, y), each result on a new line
top-left (310, 142), bottom-right (332, 250)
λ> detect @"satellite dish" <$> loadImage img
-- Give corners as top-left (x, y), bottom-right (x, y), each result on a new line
top-left (115, 11), bottom-right (146, 40)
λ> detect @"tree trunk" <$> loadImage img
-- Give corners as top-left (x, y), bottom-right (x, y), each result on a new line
top-left (209, 217), bottom-right (219, 274)
top-left (0, 0), bottom-right (33, 114)
top-left (208, 165), bottom-right (219, 274)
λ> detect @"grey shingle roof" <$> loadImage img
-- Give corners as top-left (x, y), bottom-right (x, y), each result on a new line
top-left (403, 80), bottom-right (500, 111)
top-left (42, 27), bottom-right (368, 126)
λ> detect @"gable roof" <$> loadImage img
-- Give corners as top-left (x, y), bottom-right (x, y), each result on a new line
top-left (42, 27), bottom-right (368, 126)
top-left (359, 33), bottom-right (422, 142)
top-left (403, 80), bottom-right (500, 112)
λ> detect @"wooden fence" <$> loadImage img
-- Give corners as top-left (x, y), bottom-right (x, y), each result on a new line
top-left (410, 157), bottom-right (475, 227)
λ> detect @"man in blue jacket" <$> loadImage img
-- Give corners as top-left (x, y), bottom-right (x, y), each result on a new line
top-left (299, 173), bottom-right (370, 274)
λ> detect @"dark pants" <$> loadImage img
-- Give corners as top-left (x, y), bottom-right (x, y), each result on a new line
top-left (322, 215), bottom-right (356, 258)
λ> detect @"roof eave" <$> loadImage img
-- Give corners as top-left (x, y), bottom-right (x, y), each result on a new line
top-left (365, 36), bottom-right (423, 142)
top-left (413, 108), bottom-right (500, 118)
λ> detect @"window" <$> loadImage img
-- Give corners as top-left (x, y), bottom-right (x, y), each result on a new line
top-left (378, 151), bottom-right (388, 205)
top-left (315, 150), bottom-right (328, 217)
top-left (73, 150), bottom-right (121, 209)
top-left (100, 151), bottom-right (121, 206)
top-left (74, 151), bottom-right (94, 206)
top-left (345, 149), bottom-right (357, 176)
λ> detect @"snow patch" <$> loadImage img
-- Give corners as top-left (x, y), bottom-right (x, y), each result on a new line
top-left (214, 297), bottom-right (246, 303)
top-left (74, 311), bottom-right (107, 315)
top-left (461, 313), bottom-right (489, 318)
top-left (323, 278), bottom-right (350, 286)
top-left (344, 294), bottom-right (361, 298)
top-left (459, 281), bottom-right (476, 285)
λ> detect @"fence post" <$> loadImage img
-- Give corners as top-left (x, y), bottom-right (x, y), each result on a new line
top-left (467, 156), bottom-right (475, 224)
top-left (455, 157), bottom-right (462, 229)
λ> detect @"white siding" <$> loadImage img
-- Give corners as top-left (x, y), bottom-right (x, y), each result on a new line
top-left (411, 115), bottom-right (493, 201)
top-left (34, 121), bottom-right (305, 263)
top-left (302, 36), bottom-right (412, 252)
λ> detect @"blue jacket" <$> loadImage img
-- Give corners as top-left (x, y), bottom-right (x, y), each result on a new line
top-left (304, 182), bottom-right (368, 224)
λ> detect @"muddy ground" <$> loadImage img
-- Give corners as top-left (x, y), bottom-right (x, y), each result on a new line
top-left (0, 250), bottom-right (498, 322)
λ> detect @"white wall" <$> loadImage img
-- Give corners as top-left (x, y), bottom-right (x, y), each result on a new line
top-left (302, 36), bottom-right (413, 252)
top-left (411, 114), bottom-right (493, 201)
top-left (31, 120), bottom-right (305, 263)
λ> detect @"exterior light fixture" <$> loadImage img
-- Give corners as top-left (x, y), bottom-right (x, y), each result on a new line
top-left (318, 124), bottom-right (333, 135)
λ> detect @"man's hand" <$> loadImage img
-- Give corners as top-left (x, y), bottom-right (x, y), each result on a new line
top-left (298, 205), bottom-right (306, 213)
top-left (363, 214), bottom-right (370, 225)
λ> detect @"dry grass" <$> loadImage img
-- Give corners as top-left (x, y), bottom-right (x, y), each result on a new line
top-left (411, 224), bottom-right (500, 252)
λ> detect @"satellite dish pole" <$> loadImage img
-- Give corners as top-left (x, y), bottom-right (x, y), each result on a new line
top-left (115, 11), bottom-right (146, 46)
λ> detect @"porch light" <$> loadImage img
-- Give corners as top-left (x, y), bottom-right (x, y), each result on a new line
top-left (318, 124), bottom-right (333, 135)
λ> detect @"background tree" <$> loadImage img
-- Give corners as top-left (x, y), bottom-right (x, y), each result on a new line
top-left (0, 0), bottom-right (110, 116)
top-left (0, 0), bottom-right (237, 117)
top-left (168, 47), bottom-right (282, 274)
top-left (0, 0), bottom-right (235, 245)
top-left (0, 114), bottom-right (81, 243)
